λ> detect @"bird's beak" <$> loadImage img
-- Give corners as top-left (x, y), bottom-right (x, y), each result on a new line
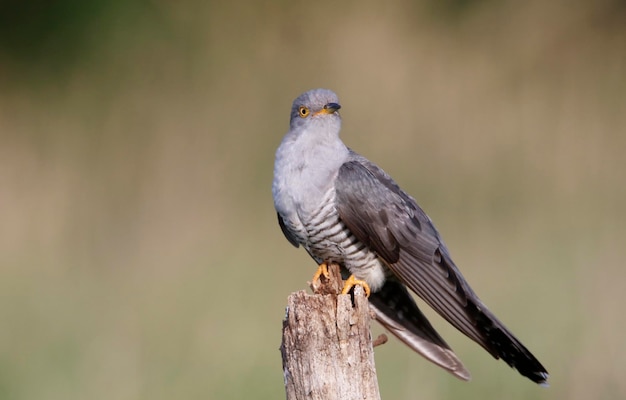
top-left (314, 102), bottom-right (341, 116)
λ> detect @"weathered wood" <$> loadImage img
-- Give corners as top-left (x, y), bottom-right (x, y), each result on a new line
top-left (281, 264), bottom-right (381, 400)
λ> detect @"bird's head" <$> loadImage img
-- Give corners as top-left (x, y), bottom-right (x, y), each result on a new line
top-left (289, 89), bottom-right (342, 133)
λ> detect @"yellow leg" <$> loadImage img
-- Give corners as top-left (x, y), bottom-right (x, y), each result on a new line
top-left (311, 262), bottom-right (330, 283)
top-left (341, 274), bottom-right (371, 297)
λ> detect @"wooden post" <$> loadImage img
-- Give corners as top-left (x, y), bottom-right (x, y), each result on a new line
top-left (280, 264), bottom-right (382, 400)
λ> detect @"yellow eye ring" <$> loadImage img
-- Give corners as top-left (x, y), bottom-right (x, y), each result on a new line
top-left (298, 106), bottom-right (310, 118)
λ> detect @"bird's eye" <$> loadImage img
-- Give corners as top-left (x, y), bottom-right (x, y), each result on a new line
top-left (298, 106), bottom-right (310, 118)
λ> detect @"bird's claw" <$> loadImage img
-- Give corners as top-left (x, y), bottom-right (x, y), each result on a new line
top-left (341, 274), bottom-right (371, 297)
top-left (311, 262), bottom-right (330, 283)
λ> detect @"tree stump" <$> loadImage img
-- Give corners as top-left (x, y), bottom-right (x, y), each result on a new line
top-left (281, 263), bottom-right (382, 400)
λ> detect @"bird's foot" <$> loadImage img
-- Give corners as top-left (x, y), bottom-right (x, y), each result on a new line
top-left (310, 262), bottom-right (343, 295)
top-left (311, 262), bottom-right (330, 283)
top-left (341, 275), bottom-right (371, 297)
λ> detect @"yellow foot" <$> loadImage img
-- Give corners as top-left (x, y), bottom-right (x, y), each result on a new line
top-left (311, 262), bottom-right (330, 283)
top-left (341, 274), bottom-right (371, 297)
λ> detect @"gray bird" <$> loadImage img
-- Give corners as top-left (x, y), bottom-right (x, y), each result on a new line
top-left (272, 88), bottom-right (549, 385)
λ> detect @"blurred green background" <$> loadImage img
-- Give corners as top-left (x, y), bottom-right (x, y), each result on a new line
top-left (1, 0), bottom-right (625, 399)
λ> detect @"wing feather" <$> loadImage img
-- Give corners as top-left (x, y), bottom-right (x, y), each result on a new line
top-left (334, 153), bottom-right (549, 384)
top-left (334, 157), bottom-right (486, 344)
top-left (277, 212), bottom-right (300, 248)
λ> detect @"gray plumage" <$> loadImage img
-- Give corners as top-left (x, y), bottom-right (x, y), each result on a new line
top-left (272, 88), bottom-right (549, 385)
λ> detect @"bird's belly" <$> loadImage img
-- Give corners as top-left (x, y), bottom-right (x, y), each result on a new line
top-left (303, 206), bottom-right (387, 292)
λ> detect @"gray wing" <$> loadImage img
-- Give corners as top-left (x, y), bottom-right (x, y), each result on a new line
top-left (334, 155), bottom-right (548, 385)
top-left (277, 213), bottom-right (300, 248)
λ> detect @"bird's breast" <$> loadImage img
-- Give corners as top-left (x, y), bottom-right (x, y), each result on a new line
top-left (272, 133), bottom-right (385, 290)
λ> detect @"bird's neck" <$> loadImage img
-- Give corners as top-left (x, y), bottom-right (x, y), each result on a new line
top-left (289, 126), bottom-right (348, 176)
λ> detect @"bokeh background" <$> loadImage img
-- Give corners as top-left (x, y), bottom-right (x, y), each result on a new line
top-left (1, 0), bottom-right (625, 399)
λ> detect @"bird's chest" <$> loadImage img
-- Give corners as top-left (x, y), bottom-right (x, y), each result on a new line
top-left (277, 177), bottom-right (339, 247)
top-left (274, 159), bottom-right (388, 291)
top-left (273, 130), bottom-right (356, 259)
top-left (274, 144), bottom-right (342, 232)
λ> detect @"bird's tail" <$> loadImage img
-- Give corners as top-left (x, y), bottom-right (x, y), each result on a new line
top-left (368, 279), bottom-right (471, 381)
top-left (468, 297), bottom-right (550, 386)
